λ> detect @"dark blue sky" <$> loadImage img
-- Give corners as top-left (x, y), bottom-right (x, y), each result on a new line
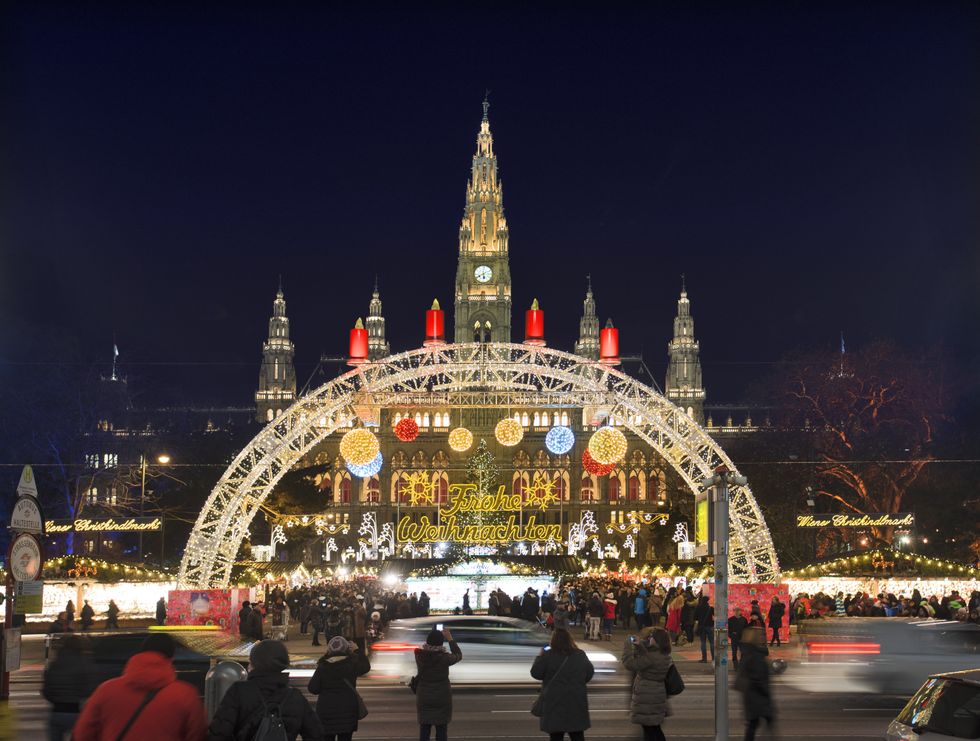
top-left (3, 2), bottom-right (978, 406)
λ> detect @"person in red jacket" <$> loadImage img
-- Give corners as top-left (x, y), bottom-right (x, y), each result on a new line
top-left (73, 633), bottom-right (207, 741)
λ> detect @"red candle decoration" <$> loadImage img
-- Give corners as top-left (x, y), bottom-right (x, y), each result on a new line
top-left (424, 298), bottom-right (445, 346)
top-left (348, 318), bottom-right (369, 364)
top-left (599, 319), bottom-right (620, 365)
top-left (582, 449), bottom-right (615, 476)
top-left (394, 417), bottom-right (420, 442)
top-left (524, 298), bottom-right (545, 345)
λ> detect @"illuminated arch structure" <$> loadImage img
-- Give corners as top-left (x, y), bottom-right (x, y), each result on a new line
top-left (179, 343), bottom-right (779, 588)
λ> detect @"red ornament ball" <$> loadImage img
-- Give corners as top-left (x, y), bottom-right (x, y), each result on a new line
top-left (582, 449), bottom-right (615, 476)
top-left (394, 417), bottom-right (420, 442)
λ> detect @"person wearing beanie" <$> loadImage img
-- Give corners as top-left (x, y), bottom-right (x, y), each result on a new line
top-left (308, 635), bottom-right (371, 741)
top-left (72, 633), bottom-right (207, 741)
top-left (209, 640), bottom-right (322, 740)
top-left (415, 626), bottom-right (462, 741)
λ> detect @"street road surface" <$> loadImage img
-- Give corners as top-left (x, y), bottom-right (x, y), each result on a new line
top-left (8, 634), bottom-right (905, 739)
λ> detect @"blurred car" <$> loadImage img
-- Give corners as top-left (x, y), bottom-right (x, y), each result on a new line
top-left (45, 630), bottom-right (251, 695)
top-left (368, 615), bottom-right (619, 683)
top-left (886, 669), bottom-right (980, 740)
top-left (796, 619), bottom-right (980, 695)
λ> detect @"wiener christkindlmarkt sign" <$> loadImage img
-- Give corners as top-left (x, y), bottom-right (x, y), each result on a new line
top-left (796, 512), bottom-right (915, 528)
top-left (45, 516), bottom-right (163, 533)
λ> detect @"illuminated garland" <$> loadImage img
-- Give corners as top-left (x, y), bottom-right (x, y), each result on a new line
top-left (782, 549), bottom-right (979, 578)
top-left (394, 417), bottom-right (420, 442)
top-left (42, 556), bottom-right (171, 582)
top-left (545, 425), bottom-right (575, 455)
top-left (495, 418), bottom-right (524, 446)
top-left (340, 428), bottom-right (380, 466)
top-left (588, 426), bottom-right (627, 465)
top-left (448, 427), bottom-right (474, 452)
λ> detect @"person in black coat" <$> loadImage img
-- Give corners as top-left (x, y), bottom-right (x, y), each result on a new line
top-left (736, 627), bottom-right (773, 741)
top-left (522, 589), bottom-right (541, 623)
top-left (530, 628), bottom-right (595, 741)
top-left (308, 636), bottom-right (370, 741)
top-left (693, 595), bottom-right (715, 662)
top-left (766, 597), bottom-right (785, 647)
top-left (156, 597), bottom-right (167, 626)
top-left (43, 635), bottom-right (94, 740)
top-left (415, 628), bottom-right (463, 741)
top-left (238, 601), bottom-right (252, 638)
top-left (208, 639), bottom-right (322, 741)
top-left (728, 608), bottom-right (748, 668)
top-left (80, 601), bottom-right (95, 631)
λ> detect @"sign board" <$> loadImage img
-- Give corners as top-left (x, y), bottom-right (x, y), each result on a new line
top-left (10, 496), bottom-right (43, 534)
top-left (677, 541), bottom-right (696, 560)
top-left (15, 466), bottom-right (38, 499)
top-left (46, 516), bottom-right (163, 533)
top-left (2, 628), bottom-right (21, 672)
top-left (796, 512), bottom-right (915, 528)
top-left (8, 534), bottom-right (42, 582)
top-left (13, 581), bottom-right (42, 614)
top-left (693, 490), bottom-right (710, 558)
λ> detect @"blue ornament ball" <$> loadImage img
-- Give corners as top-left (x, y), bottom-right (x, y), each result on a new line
top-left (347, 451), bottom-right (383, 478)
top-left (545, 425), bottom-right (575, 455)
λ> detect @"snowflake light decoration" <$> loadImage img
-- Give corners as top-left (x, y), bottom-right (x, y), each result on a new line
top-left (672, 522), bottom-right (689, 543)
top-left (524, 472), bottom-right (559, 511)
top-left (402, 471), bottom-right (436, 505)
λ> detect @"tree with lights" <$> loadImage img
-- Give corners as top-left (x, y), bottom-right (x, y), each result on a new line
top-left (450, 439), bottom-right (507, 557)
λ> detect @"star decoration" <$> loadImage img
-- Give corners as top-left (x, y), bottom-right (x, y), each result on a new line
top-left (524, 472), bottom-right (559, 511)
top-left (403, 471), bottom-right (436, 505)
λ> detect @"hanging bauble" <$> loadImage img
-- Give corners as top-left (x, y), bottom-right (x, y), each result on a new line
top-left (588, 426), bottom-right (627, 465)
top-left (545, 425), bottom-right (575, 455)
top-left (448, 427), bottom-right (474, 453)
top-left (347, 452), bottom-right (383, 478)
top-left (394, 417), bottom-right (420, 442)
top-left (582, 449), bottom-right (615, 476)
top-left (495, 418), bottom-right (524, 447)
top-left (340, 428), bottom-right (380, 466)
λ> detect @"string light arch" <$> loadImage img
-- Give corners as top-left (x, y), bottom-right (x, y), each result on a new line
top-left (179, 342), bottom-right (779, 588)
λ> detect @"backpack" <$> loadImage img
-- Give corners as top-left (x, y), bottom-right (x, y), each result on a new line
top-left (251, 688), bottom-right (289, 741)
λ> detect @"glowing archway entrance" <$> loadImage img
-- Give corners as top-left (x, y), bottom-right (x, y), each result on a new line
top-left (178, 343), bottom-right (779, 588)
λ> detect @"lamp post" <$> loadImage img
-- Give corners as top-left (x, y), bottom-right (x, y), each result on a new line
top-left (139, 453), bottom-right (170, 560)
top-left (707, 467), bottom-right (747, 741)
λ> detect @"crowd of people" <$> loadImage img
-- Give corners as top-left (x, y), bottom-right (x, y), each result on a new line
top-left (790, 589), bottom-right (980, 623)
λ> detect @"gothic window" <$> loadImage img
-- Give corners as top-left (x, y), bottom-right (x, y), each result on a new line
top-left (608, 476), bottom-right (619, 501)
top-left (87, 487), bottom-right (98, 505)
top-left (394, 412), bottom-right (402, 424)
top-left (422, 413), bottom-right (430, 428)
top-left (274, 358), bottom-right (279, 380)
top-left (85, 454), bottom-right (99, 469)
top-left (542, 412), bottom-right (550, 427)
top-left (533, 450), bottom-right (549, 468)
top-left (340, 476), bottom-right (351, 504)
top-left (628, 473), bottom-right (643, 501)
top-left (580, 475), bottom-right (595, 502)
top-left (484, 321), bottom-right (491, 342)
top-left (513, 471), bottom-right (529, 501)
top-left (365, 476), bottom-right (381, 503)
top-left (432, 450), bottom-right (450, 469)
top-left (434, 471), bottom-right (449, 504)
top-left (414, 412), bottom-right (423, 427)
top-left (391, 450), bottom-right (408, 469)
top-left (410, 451), bottom-right (428, 469)
top-left (561, 412), bottom-right (569, 426)
top-left (275, 408), bottom-right (282, 417)
top-left (473, 322), bottom-right (482, 342)
top-left (103, 453), bottom-right (118, 468)
top-left (521, 412), bottom-right (529, 427)
top-left (687, 407), bottom-right (694, 418)
top-left (513, 412), bottom-right (520, 423)
top-left (266, 408), bottom-right (274, 422)
top-left (480, 208), bottom-right (487, 242)
top-left (556, 471), bottom-right (569, 501)
top-left (533, 412), bottom-right (540, 427)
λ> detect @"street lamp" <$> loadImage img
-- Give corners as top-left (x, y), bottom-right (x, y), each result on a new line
top-left (139, 452), bottom-right (170, 560)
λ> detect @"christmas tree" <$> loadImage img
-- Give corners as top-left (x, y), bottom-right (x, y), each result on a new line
top-left (453, 439), bottom-right (505, 557)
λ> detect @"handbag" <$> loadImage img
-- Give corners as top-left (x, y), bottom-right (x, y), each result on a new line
top-left (665, 663), bottom-right (685, 696)
top-left (342, 678), bottom-right (368, 720)
top-left (531, 655), bottom-right (569, 717)
top-left (114, 688), bottom-right (160, 741)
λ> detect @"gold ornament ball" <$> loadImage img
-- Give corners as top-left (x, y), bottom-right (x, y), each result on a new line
top-left (340, 428), bottom-right (380, 466)
top-left (588, 426), bottom-right (627, 465)
top-left (495, 418), bottom-right (524, 447)
top-left (448, 427), bottom-right (474, 452)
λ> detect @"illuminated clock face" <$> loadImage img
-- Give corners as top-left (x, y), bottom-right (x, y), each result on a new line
top-left (474, 265), bottom-right (493, 283)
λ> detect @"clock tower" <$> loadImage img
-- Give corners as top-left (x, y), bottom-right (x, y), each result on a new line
top-left (454, 96), bottom-right (512, 343)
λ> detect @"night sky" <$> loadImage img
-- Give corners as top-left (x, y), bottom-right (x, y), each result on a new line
top-left (4, 2), bottom-right (979, 408)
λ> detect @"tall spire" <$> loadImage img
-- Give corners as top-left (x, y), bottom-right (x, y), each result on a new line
top-left (454, 98), bottom-right (512, 343)
top-left (255, 282), bottom-right (296, 423)
top-left (665, 280), bottom-right (705, 423)
top-left (366, 279), bottom-right (390, 360)
top-left (574, 276), bottom-right (600, 360)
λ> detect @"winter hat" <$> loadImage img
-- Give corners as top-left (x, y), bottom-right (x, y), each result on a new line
top-left (249, 639), bottom-right (290, 673)
top-left (426, 628), bottom-right (445, 647)
top-left (141, 633), bottom-right (176, 659)
top-left (328, 636), bottom-right (350, 655)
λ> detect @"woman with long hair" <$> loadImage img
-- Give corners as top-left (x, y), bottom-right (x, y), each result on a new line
top-left (622, 628), bottom-right (674, 741)
top-left (530, 628), bottom-right (595, 741)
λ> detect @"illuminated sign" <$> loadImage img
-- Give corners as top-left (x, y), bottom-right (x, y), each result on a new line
top-left (46, 517), bottom-right (163, 533)
top-left (397, 484), bottom-right (563, 544)
top-left (694, 493), bottom-right (709, 558)
top-left (795, 513), bottom-right (915, 529)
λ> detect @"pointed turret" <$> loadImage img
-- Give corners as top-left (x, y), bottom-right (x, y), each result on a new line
top-left (366, 278), bottom-right (390, 360)
top-left (454, 97), bottom-right (513, 343)
top-left (574, 275), bottom-right (600, 360)
top-left (665, 277), bottom-right (706, 423)
top-left (256, 282), bottom-right (296, 423)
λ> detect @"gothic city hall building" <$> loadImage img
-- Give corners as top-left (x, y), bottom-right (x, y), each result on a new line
top-left (253, 102), bottom-right (709, 561)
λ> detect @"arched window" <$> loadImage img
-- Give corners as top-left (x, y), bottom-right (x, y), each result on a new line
top-left (628, 474), bottom-right (641, 501)
top-left (513, 471), bottom-right (529, 501)
top-left (521, 412), bottom-right (529, 427)
top-left (474, 321), bottom-right (482, 342)
top-left (275, 408), bottom-right (282, 418)
top-left (415, 412), bottom-right (423, 426)
top-left (266, 408), bottom-right (274, 422)
top-left (687, 406), bottom-right (694, 417)
top-left (555, 472), bottom-right (569, 501)
top-left (394, 412), bottom-right (402, 424)
top-left (433, 412), bottom-right (442, 428)
top-left (484, 321), bottom-right (491, 342)
top-left (422, 412), bottom-right (430, 428)
top-left (339, 475), bottom-right (352, 504)
top-left (533, 412), bottom-right (540, 427)
top-left (561, 412), bottom-right (569, 426)
top-left (434, 472), bottom-right (449, 504)
top-left (581, 475), bottom-right (595, 502)
top-left (542, 412), bottom-right (550, 427)
top-left (513, 412), bottom-right (520, 422)
top-left (366, 476), bottom-right (381, 503)
top-left (274, 358), bottom-right (279, 380)
top-left (608, 475), bottom-right (620, 501)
